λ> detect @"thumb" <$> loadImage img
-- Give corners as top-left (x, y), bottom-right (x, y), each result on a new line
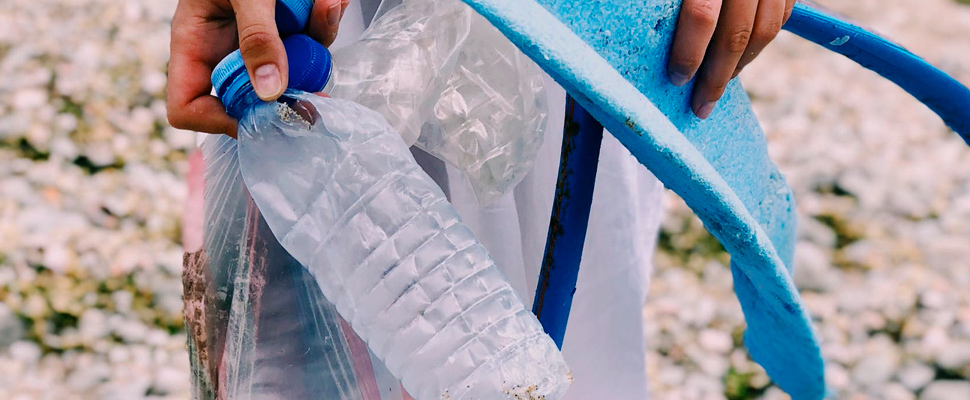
top-left (232, 0), bottom-right (288, 100)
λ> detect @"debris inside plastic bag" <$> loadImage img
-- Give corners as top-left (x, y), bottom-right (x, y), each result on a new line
top-left (184, 134), bottom-right (392, 400)
top-left (329, 0), bottom-right (548, 204)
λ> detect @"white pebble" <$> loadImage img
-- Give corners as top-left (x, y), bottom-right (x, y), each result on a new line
top-left (921, 381), bottom-right (970, 400)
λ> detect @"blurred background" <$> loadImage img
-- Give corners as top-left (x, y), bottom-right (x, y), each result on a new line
top-left (1, 0), bottom-right (969, 399)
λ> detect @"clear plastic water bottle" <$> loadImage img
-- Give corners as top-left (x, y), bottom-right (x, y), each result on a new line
top-left (211, 35), bottom-right (571, 400)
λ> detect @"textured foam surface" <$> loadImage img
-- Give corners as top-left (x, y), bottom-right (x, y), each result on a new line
top-left (457, 0), bottom-right (826, 398)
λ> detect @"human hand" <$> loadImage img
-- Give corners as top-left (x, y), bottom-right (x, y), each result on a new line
top-left (167, 0), bottom-right (350, 137)
top-left (668, 0), bottom-right (795, 119)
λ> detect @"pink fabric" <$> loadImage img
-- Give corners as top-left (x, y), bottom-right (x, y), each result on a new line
top-left (339, 317), bottom-right (383, 399)
top-left (182, 150), bottom-right (205, 253)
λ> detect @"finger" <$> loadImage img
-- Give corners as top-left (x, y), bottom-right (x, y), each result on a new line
top-left (231, 0), bottom-right (288, 100)
top-left (167, 1), bottom-right (239, 136)
top-left (782, 0), bottom-right (796, 24)
top-left (668, 0), bottom-right (723, 86)
top-left (307, 0), bottom-right (349, 47)
top-left (167, 95), bottom-right (239, 138)
top-left (734, 0), bottom-right (786, 76)
top-left (166, 43), bottom-right (237, 135)
top-left (692, 0), bottom-right (758, 119)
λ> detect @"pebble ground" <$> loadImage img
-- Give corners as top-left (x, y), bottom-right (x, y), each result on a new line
top-left (0, 0), bottom-right (968, 399)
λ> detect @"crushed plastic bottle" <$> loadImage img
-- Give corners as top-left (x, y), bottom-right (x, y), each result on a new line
top-left (212, 34), bottom-right (571, 400)
top-left (327, 0), bottom-right (472, 146)
top-left (329, 0), bottom-right (548, 204)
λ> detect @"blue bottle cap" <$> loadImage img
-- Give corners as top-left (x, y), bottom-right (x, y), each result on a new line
top-left (210, 50), bottom-right (250, 117)
top-left (211, 34), bottom-right (333, 118)
top-left (282, 34), bottom-right (333, 95)
top-left (276, 0), bottom-right (314, 36)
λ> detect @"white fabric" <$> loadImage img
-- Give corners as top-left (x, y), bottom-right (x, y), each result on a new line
top-left (337, 2), bottom-right (665, 398)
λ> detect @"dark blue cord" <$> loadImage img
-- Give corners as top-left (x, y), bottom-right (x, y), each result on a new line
top-left (532, 95), bottom-right (604, 349)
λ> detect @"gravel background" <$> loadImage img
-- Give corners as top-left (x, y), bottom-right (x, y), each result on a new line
top-left (0, 0), bottom-right (968, 399)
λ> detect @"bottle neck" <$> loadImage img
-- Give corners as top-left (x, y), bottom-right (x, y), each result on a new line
top-left (222, 82), bottom-right (262, 120)
top-left (221, 73), bottom-right (327, 120)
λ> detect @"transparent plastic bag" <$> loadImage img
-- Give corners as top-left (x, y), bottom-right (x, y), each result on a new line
top-left (330, 0), bottom-right (547, 203)
top-left (234, 92), bottom-right (571, 400)
top-left (182, 134), bottom-right (412, 400)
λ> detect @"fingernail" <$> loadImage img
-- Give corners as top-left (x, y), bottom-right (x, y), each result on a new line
top-left (669, 71), bottom-right (690, 87)
top-left (254, 64), bottom-right (282, 99)
top-left (328, 2), bottom-right (341, 25)
top-left (695, 101), bottom-right (716, 119)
